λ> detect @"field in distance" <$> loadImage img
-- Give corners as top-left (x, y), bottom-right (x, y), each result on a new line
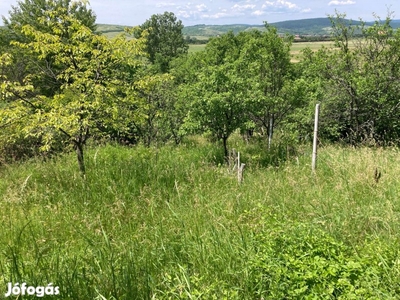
top-left (188, 41), bottom-right (336, 62)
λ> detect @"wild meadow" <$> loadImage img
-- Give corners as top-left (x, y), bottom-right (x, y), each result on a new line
top-left (1, 1), bottom-right (400, 298)
top-left (1, 135), bottom-right (399, 299)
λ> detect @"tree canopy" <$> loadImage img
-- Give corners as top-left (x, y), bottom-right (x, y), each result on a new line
top-left (134, 11), bottom-right (188, 72)
top-left (2, 0), bottom-right (97, 33)
top-left (0, 3), bottom-right (149, 173)
top-left (1, 2), bottom-right (400, 171)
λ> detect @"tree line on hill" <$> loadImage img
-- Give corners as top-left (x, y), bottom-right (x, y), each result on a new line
top-left (1, 0), bottom-right (400, 174)
top-left (181, 18), bottom-right (400, 41)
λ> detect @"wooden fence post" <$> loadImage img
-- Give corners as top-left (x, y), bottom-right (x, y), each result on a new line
top-left (268, 117), bottom-right (273, 150)
top-left (237, 151), bottom-right (245, 183)
top-left (312, 103), bottom-right (320, 173)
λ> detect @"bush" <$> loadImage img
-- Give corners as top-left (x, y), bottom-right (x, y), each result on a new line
top-left (249, 221), bottom-right (399, 299)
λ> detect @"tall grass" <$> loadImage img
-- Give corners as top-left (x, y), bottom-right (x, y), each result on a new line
top-left (0, 137), bottom-right (399, 299)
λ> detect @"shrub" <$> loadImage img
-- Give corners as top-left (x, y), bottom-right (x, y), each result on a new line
top-left (249, 221), bottom-right (399, 299)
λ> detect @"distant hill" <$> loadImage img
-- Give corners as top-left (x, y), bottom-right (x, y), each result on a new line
top-left (2, 17), bottom-right (400, 36)
top-left (182, 24), bottom-right (264, 37)
top-left (4, 18), bottom-right (397, 40)
top-left (182, 18), bottom-right (400, 37)
top-left (96, 24), bottom-right (131, 39)
top-left (269, 18), bottom-right (354, 35)
top-left (96, 18), bottom-right (348, 38)
top-left (182, 18), bottom-right (338, 37)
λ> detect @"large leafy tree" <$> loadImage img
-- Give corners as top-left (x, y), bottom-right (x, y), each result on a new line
top-left (309, 12), bottom-right (400, 144)
top-left (0, 6), bottom-right (148, 174)
top-left (236, 26), bottom-right (294, 146)
top-left (1, 0), bottom-right (97, 97)
top-left (2, 0), bottom-right (96, 33)
top-left (186, 32), bottom-right (247, 159)
top-left (126, 72), bottom-right (177, 146)
top-left (180, 28), bottom-right (300, 158)
top-left (134, 12), bottom-right (188, 72)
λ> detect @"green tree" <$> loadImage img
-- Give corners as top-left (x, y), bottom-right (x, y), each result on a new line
top-left (127, 72), bottom-right (177, 146)
top-left (310, 11), bottom-right (400, 144)
top-left (2, 0), bottom-right (97, 33)
top-left (134, 12), bottom-right (188, 72)
top-left (236, 26), bottom-right (294, 146)
top-left (1, 0), bottom-right (97, 97)
top-left (186, 32), bottom-right (247, 159)
top-left (0, 7), bottom-right (148, 174)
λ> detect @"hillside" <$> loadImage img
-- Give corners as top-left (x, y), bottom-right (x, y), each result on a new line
top-left (270, 17), bottom-right (350, 35)
top-left (96, 23), bottom-right (132, 39)
top-left (182, 23), bottom-right (265, 37)
top-left (3, 18), bottom-right (400, 39)
top-left (94, 18), bottom-right (400, 40)
top-left (183, 18), bottom-right (400, 37)
top-left (181, 18), bottom-right (345, 36)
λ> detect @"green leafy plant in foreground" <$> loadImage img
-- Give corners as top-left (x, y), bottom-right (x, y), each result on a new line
top-left (249, 218), bottom-right (400, 299)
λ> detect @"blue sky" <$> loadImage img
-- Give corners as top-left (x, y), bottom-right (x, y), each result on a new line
top-left (1, 0), bottom-right (398, 26)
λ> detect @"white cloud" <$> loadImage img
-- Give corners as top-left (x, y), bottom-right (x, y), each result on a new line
top-left (262, 0), bottom-right (300, 11)
top-left (328, 0), bottom-right (356, 5)
top-left (155, 2), bottom-right (177, 8)
top-left (203, 12), bottom-right (230, 19)
top-left (177, 1), bottom-right (253, 21)
top-left (177, 10), bottom-right (191, 18)
top-left (176, 0), bottom-right (308, 22)
top-left (196, 4), bottom-right (208, 12)
top-left (233, 4), bottom-right (256, 11)
top-left (252, 10), bottom-right (266, 16)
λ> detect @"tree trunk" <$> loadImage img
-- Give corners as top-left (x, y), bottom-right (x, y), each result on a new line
top-left (75, 141), bottom-right (85, 175)
top-left (58, 127), bottom-right (87, 176)
top-left (268, 115), bottom-right (274, 150)
top-left (223, 135), bottom-right (229, 163)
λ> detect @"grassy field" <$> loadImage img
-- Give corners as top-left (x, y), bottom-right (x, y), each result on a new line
top-left (290, 41), bottom-right (335, 62)
top-left (96, 24), bottom-right (134, 39)
top-left (189, 40), bottom-right (336, 60)
top-left (188, 44), bottom-right (207, 53)
top-left (1, 136), bottom-right (399, 299)
top-left (96, 23), bottom-right (336, 59)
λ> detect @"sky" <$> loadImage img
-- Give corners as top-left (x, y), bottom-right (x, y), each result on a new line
top-left (0, 0), bottom-right (398, 26)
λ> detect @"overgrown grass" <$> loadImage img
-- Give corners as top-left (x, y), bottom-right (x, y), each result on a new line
top-left (188, 44), bottom-right (207, 53)
top-left (0, 137), bottom-right (399, 299)
top-left (190, 40), bottom-right (334, 56)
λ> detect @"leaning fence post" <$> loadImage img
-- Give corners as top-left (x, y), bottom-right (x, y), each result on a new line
top-left (237, 152), bottom-right (245, 183)
top-left (268, 117), bottom-right (273, 150)
top-left (312, 103), bottom-right (320, 173)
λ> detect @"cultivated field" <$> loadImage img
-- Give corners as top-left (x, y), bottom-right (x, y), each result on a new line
top-left (188, 44), bottom-right (207, 53)
top-left (1, 135), bottom-right (399, 299)
top-left (290, 40), bottom-right (335, 62)
top-left (189, 40), bottom-right (337, 61)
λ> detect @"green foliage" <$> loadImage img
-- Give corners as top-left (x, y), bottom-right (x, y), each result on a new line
top-left (250, 220), bottom-right (399, 299)
top-left (179, 26), bottom-right (304, 157)
top-left (1, 0), bottom-right (97, 97)
top-left (236, 25), bottom-right (295, 138)
top-left (0, 0), bottom-right (101, 163)
top-left (0, 7), bottom-right (149, 172)
top-left (134, 12), bottom-right (188, 73)
top-left (304, 11), bottom-right (400, 144)
top-left (128, 72), bottom-right (184, 146)
top-left (2, 0), bottom-right (97, 33)
top-left (1, 143), bottom-right (400, 299)
top-left (183, 32), bottom-right (248, 158)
